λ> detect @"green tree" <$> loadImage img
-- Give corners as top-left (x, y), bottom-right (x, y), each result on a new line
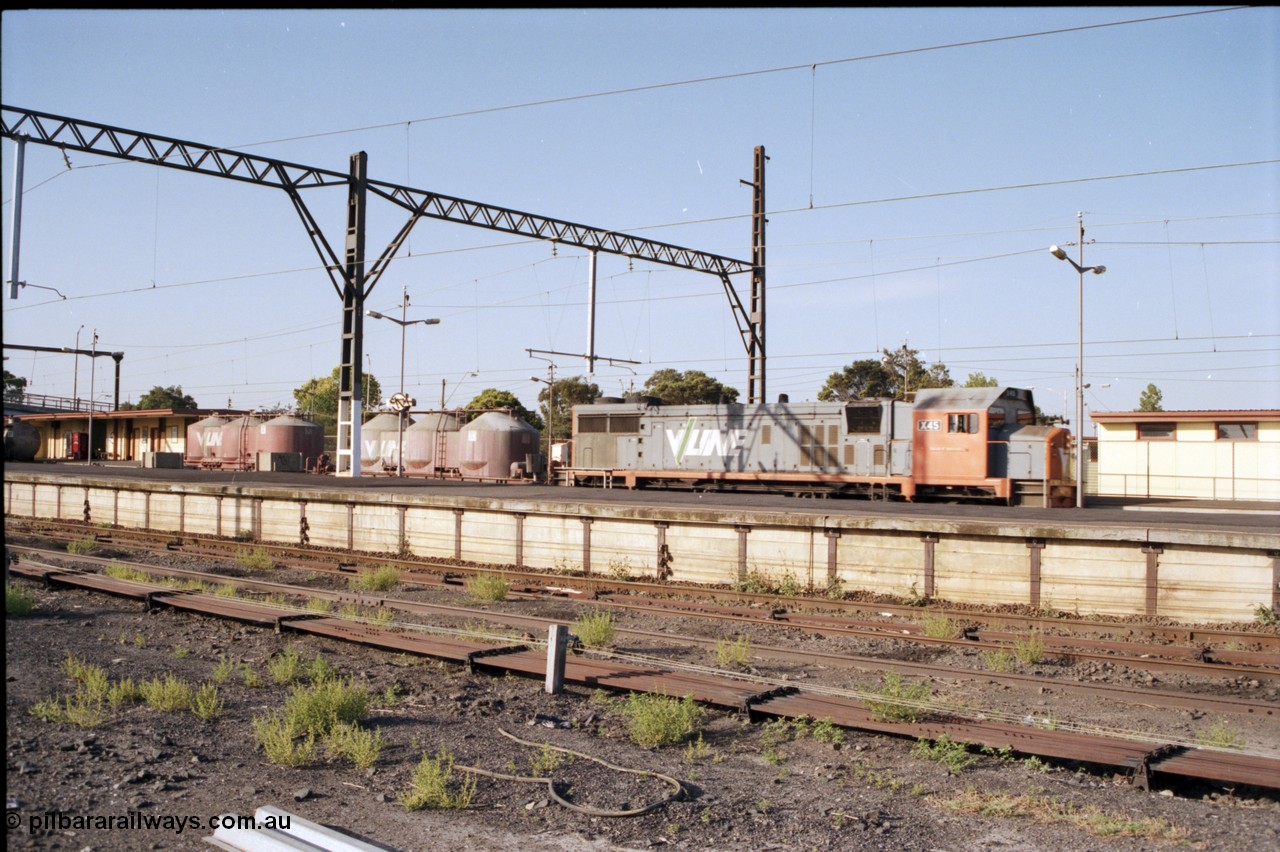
top-left (881, 344), bottom-right (952, 398)
top-left (817, 359), bottom-right (892, 401)
top-left (963, 372), bottom-right (999, 388)
top-left (3, 369), bottom-right (28, 402)
top-left (1138, 383), bottom-right (1164, 412)
top-left (465, 388), bottom-right (543, 431)
top-left (642, 369), bottom-right (739, 405)
top-left (292, 368), bottom-right (383, 434)
top-left (536, 376), bottom-right (600, 443)
top-left (819, 346), bottom-right (952, 402)
top-left (136, 385), bottom-right (198, 410)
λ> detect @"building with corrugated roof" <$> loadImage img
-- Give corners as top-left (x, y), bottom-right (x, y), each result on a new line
top-left (1090, 410), bottom-right (1280, 502)
top-left (13, 408), bottom-right (248, 462)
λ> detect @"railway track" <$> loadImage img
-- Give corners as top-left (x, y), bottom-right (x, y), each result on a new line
top-left (12, 547), bottom-right (1276, 722)
top-left (8, 547), bottom-right (1280, 792)
top-left (10, 521), bottom-right (1280, 680)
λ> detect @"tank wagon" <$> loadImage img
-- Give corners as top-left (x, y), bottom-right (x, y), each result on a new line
top-left (563, 387), bottom-right (1074, 506)
top-left (403, 412), bottom-right (462, 475)
top-left (4, 418), bottom-right (41, 462)
top-left (185, 414), bottom-right (324, 472)
top-left (184, 415), bottom-right (228, 467)
top-left (457, 411), bottom-right (541, 480)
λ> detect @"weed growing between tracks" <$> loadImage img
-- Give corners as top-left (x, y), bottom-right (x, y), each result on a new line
top-left (5, 582), bottom-right (36, 615)
top-left (935, 788), bottom-right (1191, 843)
top-left (571, 608), bottom-right (616, 648)
top-left (863, 671), bottom-right (933, 723)
top-left (7, 538), bottom-right (1280, 852)
top-left (466, 571), bottom-right (511, 602)
top-left (348, 564), bottom-right (403, 592)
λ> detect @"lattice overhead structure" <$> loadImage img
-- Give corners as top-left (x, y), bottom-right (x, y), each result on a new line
top-left (2, 106), bottom-right (763, 474)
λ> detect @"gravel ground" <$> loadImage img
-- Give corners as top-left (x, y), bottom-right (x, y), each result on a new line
top-left (5, 545), bottom-right (1280, 851)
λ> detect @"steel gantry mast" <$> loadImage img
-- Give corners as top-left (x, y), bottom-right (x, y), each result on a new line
top-left (1, 106), bottom-right (766, 473)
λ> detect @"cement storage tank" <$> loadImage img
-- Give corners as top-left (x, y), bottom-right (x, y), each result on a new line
top-left (403, 412), bottom-right (462, 474)
top-left (360, 412), bottom-right (411, 474)
top-left (259, 415), bottom-right (325, 470)
top-left (218, 415), bottom-right (263, 469)
top-left (4, 419), bottom-right (40, 462)
top-left (185, 415), bottom-right (228, 467)
top-left (457, 411), bottom-right (540, 479)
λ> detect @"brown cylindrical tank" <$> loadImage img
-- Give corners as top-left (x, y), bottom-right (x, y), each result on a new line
top-left (218, 415), bottom-right (263, 468)
top-left (259, 415), bottom-right (325, 467)
top-left (457, 411), bottom-right (540, 479)
top-left (185, 415), bottom-right (228, 466)
top-left (4, 419), bottom-right (40, 462)
top-left (403, 412), bottom-right (461, 474)
top-left (360, 412), bottom-right (409, 473)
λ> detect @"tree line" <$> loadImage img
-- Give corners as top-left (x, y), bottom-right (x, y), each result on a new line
top-left (6, 347), bottom-right (1167, 441)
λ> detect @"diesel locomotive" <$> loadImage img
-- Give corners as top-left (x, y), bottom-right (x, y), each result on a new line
top-left (561, 386), bottom-right (1074, 506)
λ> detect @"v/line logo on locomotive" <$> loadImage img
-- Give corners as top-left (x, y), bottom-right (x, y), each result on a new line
top-left (667, 417), bottom-right (748, 464)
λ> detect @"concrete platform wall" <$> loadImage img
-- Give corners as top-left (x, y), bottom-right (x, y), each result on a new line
top-left (5, 475), bottom-right (1276, 623)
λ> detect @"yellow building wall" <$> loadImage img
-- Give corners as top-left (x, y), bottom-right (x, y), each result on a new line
top-left (1096, 419), bottom-right (1280, 501)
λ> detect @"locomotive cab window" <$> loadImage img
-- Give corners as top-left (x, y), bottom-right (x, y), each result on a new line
top-left (948, 413), bottom-right (978, 434)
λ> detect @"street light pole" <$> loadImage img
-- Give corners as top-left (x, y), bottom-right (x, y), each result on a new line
top-left (73, 324), bottom-right (84, 410)
top-left (1049, 212), bottom-right (1107, 509)
top-left (366, 290), bottom-right (440, 477)
top-left (399, 287), bottom-right (408, 476)
top-left (86, 329), bottom-right (98, 464)
top-left (529, 366), bottom-right (556, 482)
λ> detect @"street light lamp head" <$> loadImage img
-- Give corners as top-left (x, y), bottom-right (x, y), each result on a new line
top-left (422, 318), bottom-right (441, 325)
top-left (1091, 265), bottom-right (1106, 275)
top-left (1049, 245), bottom-right (1068, 261)
top-left (366, 310), bottom-right (385, 320)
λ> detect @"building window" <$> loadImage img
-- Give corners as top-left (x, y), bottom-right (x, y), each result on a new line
top-left (1216, 422), bottom-right (1257, 441)
top-left (1137, 423), bottom-right (1175, 440)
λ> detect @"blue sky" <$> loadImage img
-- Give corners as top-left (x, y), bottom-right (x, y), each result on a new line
top-left (3, 7), bottom-right (1277, 430)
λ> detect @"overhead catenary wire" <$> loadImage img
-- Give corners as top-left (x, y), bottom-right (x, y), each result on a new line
top-left (3, 9), bottom-right (1272, 411)
top-left (199, 8), bottom-right (1254, 151)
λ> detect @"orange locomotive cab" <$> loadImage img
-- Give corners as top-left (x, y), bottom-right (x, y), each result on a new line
top-left (911, 408), bottom-right (988, 488)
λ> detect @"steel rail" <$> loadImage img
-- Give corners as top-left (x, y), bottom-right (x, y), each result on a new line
top-left (9, 560), bottom-right (1278, 791)
top-left (11, 552), bottom-right (1276, 721)
top-left (14, 517), bottom-right (1275, 652)
top-left (10, 534), bottom-right (1278, 683)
